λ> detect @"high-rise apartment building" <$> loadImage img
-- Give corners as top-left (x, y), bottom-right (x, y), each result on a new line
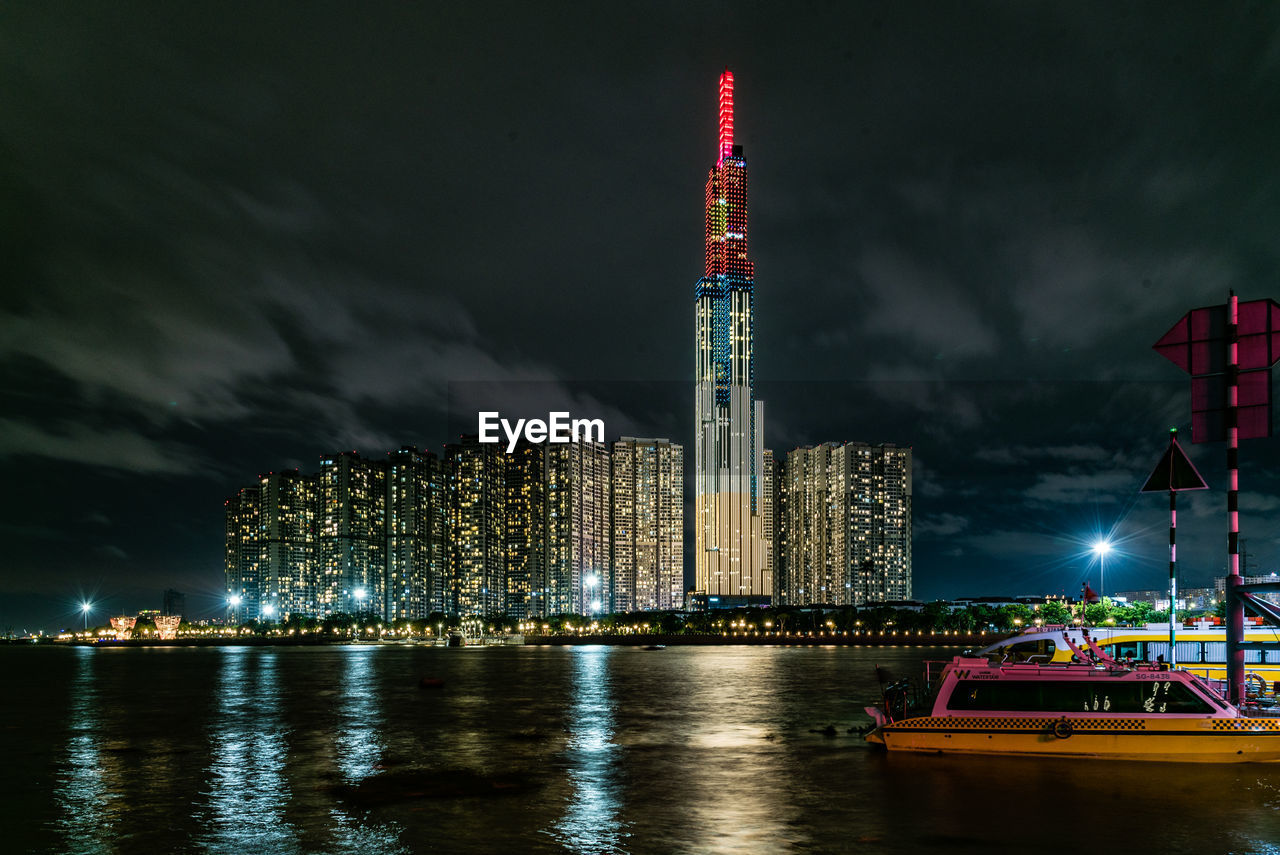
top-left (505, 441), bottom-right (546, 619)
top-left (224, 485), bottom-right (261, 622)
top-left (764, 449), bottom-right (788, 603)
top-left (782, 442), bottom-right (912, 605)
top-left (446, 437), bottom-right (506, 617)
top-left (259, 469), bottom-right (318, 618)
top-left (694, 69), bottom-right (769, 603)
top-left (546, 440), bottom-right (612, 615)
top-left (784, 444), bottom-right (836, 605)
top-left (612, 438), bottom-right (684, 612)
top-left (385, 446), bottom-right (446, 621)
top-left (317, 451), bottom-right (387, 616)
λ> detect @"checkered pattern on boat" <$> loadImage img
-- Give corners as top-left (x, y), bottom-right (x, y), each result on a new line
top-left (899, 717), bottom-right (1146, 731)
top-left (1211, 718), bottom-right (1280, 731)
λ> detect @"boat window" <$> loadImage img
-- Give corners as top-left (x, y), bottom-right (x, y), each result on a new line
top-left (947, 679), bottom-right (1215, 714)
top-left (1112, 641), bottom-right (1140, 659)
top-left (1204, 642), bottom-right (1225, 663)
top-left (1001, 639), bottom-right (1055, 661)
top-left (1175, 641), bottom-right (1203, 663)
top-left (1245, 649), bottom-right (1262, 664)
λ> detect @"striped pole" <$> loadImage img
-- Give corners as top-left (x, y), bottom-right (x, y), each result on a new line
top-left (1169, 429), bottom-right (1178, 668)
top-left (1226, 292), bottom-right (1245, 705)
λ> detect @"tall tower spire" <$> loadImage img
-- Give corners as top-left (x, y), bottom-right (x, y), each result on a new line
top-left (694, 69), bottom-right (769, 605)
top-left (717, 68), bottom-right (735, 166)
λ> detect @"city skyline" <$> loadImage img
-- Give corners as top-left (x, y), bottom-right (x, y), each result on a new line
top-left (7, 5), bottom-right (1280, 631)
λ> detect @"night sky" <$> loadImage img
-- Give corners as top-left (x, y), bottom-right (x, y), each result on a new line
top-left (5, 2), bottom-right (1280, 632)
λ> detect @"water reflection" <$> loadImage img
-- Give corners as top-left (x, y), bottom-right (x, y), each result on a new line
top-left (54, 648), bottom-right (116, 855)
top-left (335, 647), bottom-right (383, 784)
top-left (201, 649), bottom-right (298, 853)
top-left (681, 650), bottom-right (801, 854)
top-left (552, 646), bottom-right (627, 853)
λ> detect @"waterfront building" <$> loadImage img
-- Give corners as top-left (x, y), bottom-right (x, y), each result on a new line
top-left (546, 440), bottom-right (612, 615)
top-left (612, 437), bottom-right (684, 612)
top-left (317, 451), bottom-right (387, 616)
top-left (694, 69), bottom-right (770, 603)
top-left (785, 444), bottom-right (836, 605)
top-left (767, 450), bottom-right (789, 604)
top-left (224, 485), bottom-right (261, 622)
top-left (446, 436), bottom-right (506, 617)
top-left (505, 440), bottom-right (546, 619)
top-left (783, 442), bottom-right (913, 606)
top-left (385, 446), bottom-right (446, 621)
top-left (259, 469), bottom-right (318, 618)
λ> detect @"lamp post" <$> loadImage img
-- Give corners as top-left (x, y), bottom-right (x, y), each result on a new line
top-left (1092, 539), bottom-right (1113, 599)
top-left (81, 602), bottom-right (92, 631)
top-left (228, 594), bottom-right (242, 625)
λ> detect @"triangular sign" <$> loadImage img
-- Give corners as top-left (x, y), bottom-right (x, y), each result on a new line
top-left (1141, 437), bottom-right (1209, 493)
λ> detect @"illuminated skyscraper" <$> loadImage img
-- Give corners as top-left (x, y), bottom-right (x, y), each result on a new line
top-left (783, 442), bottom-right (913, 605)
top-left (446, 436), bottom-right (506, 617)
top-left (317, 451), bottom-right (387, 616)
top-left (694, 69), bottom-right (769, 602)
top-left (224, 485), bottom-right (261, 622)
top-left (545, 441), bottom-right (611, 616)
top-left (505, 440), bottom-right (546, 619)
top-left (385, 446), bottom-right (446, 620)
top-left (612, 438), bottom-right (684, 612)
top-left (259, 470), bottom-right (318, 617)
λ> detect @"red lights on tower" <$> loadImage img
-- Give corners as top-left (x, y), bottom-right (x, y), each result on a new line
top-left (718, 69), bottom-right (734, 166)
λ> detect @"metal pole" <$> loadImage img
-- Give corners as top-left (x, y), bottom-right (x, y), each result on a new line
top-left (1170, 458), bottom-right (1177, 668)
top-left (1226, 291), bottom-right (1245, 705)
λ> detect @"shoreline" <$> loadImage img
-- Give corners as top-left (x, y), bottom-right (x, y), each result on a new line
top-left (3, 632), bottom-right (996, 648)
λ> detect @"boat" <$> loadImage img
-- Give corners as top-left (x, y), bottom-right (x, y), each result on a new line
top-left (979, 621), bottom-right (1280, 687)
top-left (864, 634), bottom-right (1280, 762)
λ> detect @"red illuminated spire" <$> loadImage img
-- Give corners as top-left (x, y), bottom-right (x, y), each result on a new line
top-left (717, 68), bottom-right (734, 166)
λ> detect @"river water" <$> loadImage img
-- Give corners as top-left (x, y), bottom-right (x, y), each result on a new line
top-left (4, 644), bottom-right (1279, 854)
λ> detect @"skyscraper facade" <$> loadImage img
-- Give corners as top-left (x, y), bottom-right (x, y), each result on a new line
top-left (446, 437), bottom-right (506, 617)
top-left (259, 470), bottom-right (318, 617)
top-left (782, 442), bottom-right (913, 605)
top-left (317, 451), bottom-right (387, 616)
top-left (612, 437), bottom-right (684, 612)
top-left (545, 441), bottom-right (612, 616)
top-left (505, 440), bottom-right (546, 619)
top-left (385, 446), bottom-right (446, 621)
top-left (694, 69), bottom-right (769, 602)
top-left (224, 485), bottom-right (261, 622)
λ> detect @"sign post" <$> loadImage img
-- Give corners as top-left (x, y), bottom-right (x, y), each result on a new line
top-left (1140, 428), bottom-right (1208, 667)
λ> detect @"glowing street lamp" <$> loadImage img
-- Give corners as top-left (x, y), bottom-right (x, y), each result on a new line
top-left (81, 602), bottom-right (92, 630)
top-left (1093, 539), bottom-right (1113, 598)
top-left (262, 603), bottom-right (276, 619)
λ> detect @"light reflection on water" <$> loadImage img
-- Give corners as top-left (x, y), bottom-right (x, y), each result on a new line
top-left (54, 647), bottom-right (116, 855)
top-left (550, 646), bottom-right (628, 854)
top-left (8, 644), bottom-right (1280, 854)
top-left (200, 648), bottom-right (299, 854)
top-left (336, 646), bottom-right (382, 784)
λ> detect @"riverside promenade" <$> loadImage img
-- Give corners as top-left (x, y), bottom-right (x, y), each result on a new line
top-left (525, 631), bottom-right (999, 647)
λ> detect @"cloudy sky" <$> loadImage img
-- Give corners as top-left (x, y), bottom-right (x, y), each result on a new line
top-left (4, 2), bottom-right (1280, 630)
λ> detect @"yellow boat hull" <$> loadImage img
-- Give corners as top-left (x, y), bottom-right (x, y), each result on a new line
top-left (871, 715), bottom-right (1280, 763)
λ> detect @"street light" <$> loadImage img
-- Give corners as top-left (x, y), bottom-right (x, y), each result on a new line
top-left (263, 603), bottom-right (276, 618)
top-left (1093, 539), bottom-right (1113, 597)
top-left (81, 602), bottom-right (92, 631)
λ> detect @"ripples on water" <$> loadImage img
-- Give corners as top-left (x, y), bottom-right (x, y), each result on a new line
top-left (3, 644), bottom-right (1279, 854)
